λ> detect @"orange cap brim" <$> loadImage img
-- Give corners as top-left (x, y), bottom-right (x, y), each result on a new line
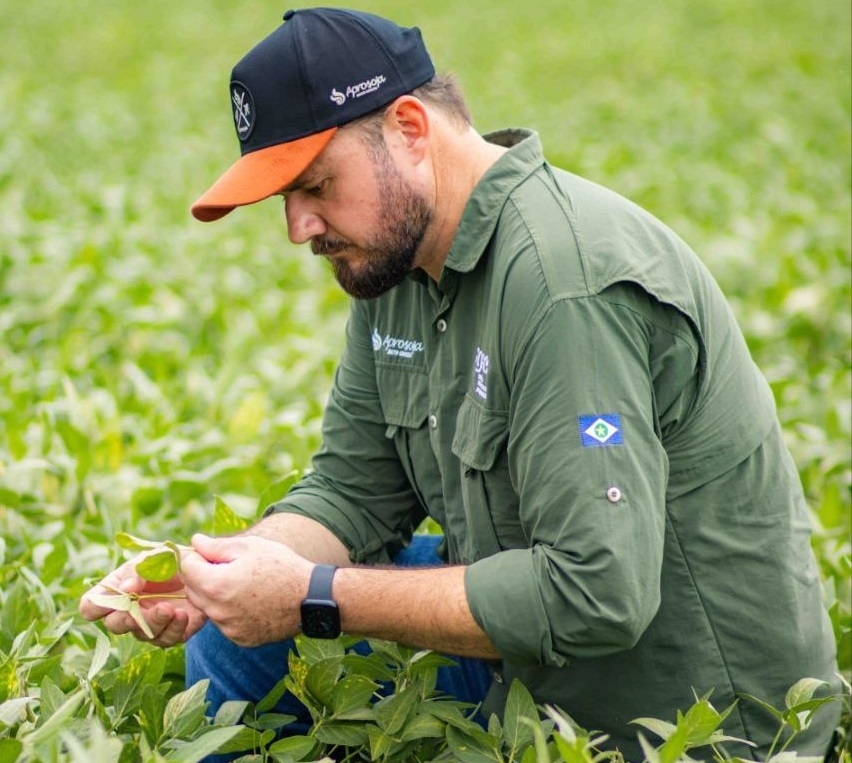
top-left (190, 127), bottom-right (338, 222)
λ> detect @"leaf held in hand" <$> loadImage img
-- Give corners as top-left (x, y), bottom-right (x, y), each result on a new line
top-left (126, 599), bottom-right (155, 639)
top-left (115, 532), bottom-right (163, 552)
top-left (135, 548), bottom-right (179, 582)
top-left (86, 592), bottom-right (135, 612)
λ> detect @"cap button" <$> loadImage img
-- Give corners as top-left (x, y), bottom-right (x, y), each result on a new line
top-left (283, 9), bottom-right (296, 20)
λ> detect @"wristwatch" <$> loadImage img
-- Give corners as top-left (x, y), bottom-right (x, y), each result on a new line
top-left (300, 564), bottom-right (340, 639)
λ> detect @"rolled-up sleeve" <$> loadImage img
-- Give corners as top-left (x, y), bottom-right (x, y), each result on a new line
top-left (465, 289), bottom-right (697, 665)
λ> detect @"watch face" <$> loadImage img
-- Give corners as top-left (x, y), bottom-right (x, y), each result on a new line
top-left (300, 601), bottom-right (341, 639)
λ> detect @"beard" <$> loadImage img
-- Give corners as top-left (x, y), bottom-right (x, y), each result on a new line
top-left (311, 147), bottom-right (433, 300)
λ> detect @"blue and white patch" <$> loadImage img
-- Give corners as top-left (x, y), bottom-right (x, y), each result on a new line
top-left (579, 414), bottom-right (623, 447)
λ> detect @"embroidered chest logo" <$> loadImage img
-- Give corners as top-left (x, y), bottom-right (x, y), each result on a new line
top-left (371, 328), bottom-right (424, 359)
top-left (474, 347), bottom-right (490, 400)
top-left (578, 414), bottom-right (624, 447)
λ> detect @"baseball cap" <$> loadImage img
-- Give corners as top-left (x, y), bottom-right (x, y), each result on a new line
top-left (191, 7), bottom-right (436, 222)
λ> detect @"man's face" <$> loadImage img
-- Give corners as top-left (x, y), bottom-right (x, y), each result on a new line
top-left (283, 129), bottom-right (433, 300)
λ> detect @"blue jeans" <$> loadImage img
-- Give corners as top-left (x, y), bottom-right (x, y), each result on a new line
top-left (185, 535), bottom-right (493, 761)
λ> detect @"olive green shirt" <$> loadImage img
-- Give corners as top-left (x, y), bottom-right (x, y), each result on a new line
top-left (270, 130), bottom-right (839, 759)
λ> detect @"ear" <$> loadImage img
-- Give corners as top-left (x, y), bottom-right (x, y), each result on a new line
top-left (383, 95), bottom-right (430, 163)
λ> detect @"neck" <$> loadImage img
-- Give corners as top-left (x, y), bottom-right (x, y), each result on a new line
top-left (416, 126), bottom-right (507, 282)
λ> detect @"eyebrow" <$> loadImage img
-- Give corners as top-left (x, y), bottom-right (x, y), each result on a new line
top-left (279, 167), bottom-right (323, 195)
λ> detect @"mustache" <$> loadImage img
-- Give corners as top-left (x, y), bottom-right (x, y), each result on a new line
top-left (310, 237), bottom-right (354, 256)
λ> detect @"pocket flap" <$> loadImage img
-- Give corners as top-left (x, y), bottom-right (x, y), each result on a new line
top-left (377, 367), bottom-right (429, 431)
top-left (451, 396), bottom-right (509, 470)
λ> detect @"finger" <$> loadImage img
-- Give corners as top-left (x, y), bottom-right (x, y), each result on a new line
top-left (104, 602), bottom-right (177, 644)
top-left (189, 533), bottom-right (239, 563)
top-left (101, 609), bottom-right (142, 636)
top-left (79, 574), bottom-right (146, 620)
top-left (147, 605), bottom-right (191, 647)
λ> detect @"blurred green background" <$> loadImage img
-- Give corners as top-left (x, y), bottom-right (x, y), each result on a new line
top-left (0, 0), bottom-right (849, 748)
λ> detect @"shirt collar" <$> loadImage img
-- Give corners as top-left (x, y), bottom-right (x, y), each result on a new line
top-left (440, 128), bottom-right (545, 280)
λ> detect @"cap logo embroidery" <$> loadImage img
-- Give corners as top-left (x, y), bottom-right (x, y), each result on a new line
top-left (231, 82), bottom-right (255, 141)
top-left (330, 74), bottom-right (388, 106)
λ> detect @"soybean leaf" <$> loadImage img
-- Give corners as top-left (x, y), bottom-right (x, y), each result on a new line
top-left (27, 689), bottom-right (86, 746)
top-left (520, 716), bottom-right (552, 763)
top-left (399, 712), bottom-right (446, 741)
top-left (213, 700), bottom-right (250, 727)
top-left (368, 724), bottom-right (395, 760)
top-left (111, 649), bottom-right (166, 721)
top-left (163, 726), bottom-right (247, 763)
top-left (115, 532), bottom-right (163, 552)
top-left (256, 470), bottom-right (300, 515)
top-left (212, 495), bottom-right (249, 536)
top-left (304, 658), bottom-right (343, 708)
top-left (785, 678), bottom-right (828, 709)
top-left (0, 697), bottom-right (35, 728)
top-left (268, 734), bottom-right (317, 759)
top-left (679, 695), bottom-right (724, 746)
top-left (637, 733), bottom-right (663, 763)
top-left (163, 679), bottom-right (209, 740)
top-left (126, 600), bottom-right (155, 639)
top-left (255, 674), bottom-right (291, 714)
top-left (248, 712), bottom-right (297, 731)
top-left (0, 739), bottom-right (24, 763)
top-left (740, 693), bottom-right (784, 722)
top-left (211, 727), bottom-right (272, 755)
top-left (503, 678), bottom-right (538, 755)
top-left (331, 674), bottom-right (378, 716)
top-left (86, 592), bottom-right (135, 613)
top-left (314, 720), bottom-right (370, 747)
top-left (632, 718), bottom-right (676, 741)
top-left (445, 724), bottom-right (503, 763)
top-left (87, 628), bottom-right (112, 681)
top-left (136, 548), bottom-right (179, 583)
top-left (373, 686), bottom-right (418, 735)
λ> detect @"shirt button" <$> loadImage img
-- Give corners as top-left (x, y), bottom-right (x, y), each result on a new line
top-left (436, 319), bottom-right (448, 333)
top-left (606, 486), bottom-right (622, 503)
top-left (428, 414), bottom-right (438, 429)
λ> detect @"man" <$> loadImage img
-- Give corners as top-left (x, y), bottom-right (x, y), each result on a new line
top-left (80, 8), bottom-right (841, 760)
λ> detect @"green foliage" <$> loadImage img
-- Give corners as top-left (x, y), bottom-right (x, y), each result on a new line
top-left (0, 0), bottom-right (849, 760)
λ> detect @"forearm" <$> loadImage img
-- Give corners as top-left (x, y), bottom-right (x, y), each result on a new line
top-left (246, 511), bottom-right (352, 566)
top-left (333, 564), bottom-right (501, 659)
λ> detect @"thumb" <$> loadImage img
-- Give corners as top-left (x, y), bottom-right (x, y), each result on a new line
top-left (189, 533), bottom-right (239, 564)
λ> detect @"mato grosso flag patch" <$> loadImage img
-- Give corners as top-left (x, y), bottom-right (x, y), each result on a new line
top-left (578, 414), bottom-right (623, 447)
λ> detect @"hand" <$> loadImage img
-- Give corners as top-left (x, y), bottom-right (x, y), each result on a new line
top-left (79, 553), bottom-right (207, 647)
top-left (180, 534), bottom-right (313, 647)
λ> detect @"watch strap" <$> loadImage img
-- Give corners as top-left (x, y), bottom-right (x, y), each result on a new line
top-left (307, 564), bottom-right (337, 600)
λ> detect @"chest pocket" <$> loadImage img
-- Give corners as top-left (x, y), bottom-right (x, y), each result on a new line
top-left (451, 395), bottom-right (524, 562)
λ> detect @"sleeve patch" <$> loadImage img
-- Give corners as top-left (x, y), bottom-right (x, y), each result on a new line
top-left (578, 414), bottom-right (624, 447)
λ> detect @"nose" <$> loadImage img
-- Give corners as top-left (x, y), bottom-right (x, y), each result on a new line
top-left (284, 193), bottom-right (326, 244)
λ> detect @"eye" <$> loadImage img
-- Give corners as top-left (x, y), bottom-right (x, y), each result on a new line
top-left (311, 178), bottom-right (334, 197)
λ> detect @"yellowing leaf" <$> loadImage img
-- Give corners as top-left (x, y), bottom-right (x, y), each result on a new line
top-left (213, 495), bottom-right (250, 535)
top-left (135, 548), bottom-right (179, 582)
